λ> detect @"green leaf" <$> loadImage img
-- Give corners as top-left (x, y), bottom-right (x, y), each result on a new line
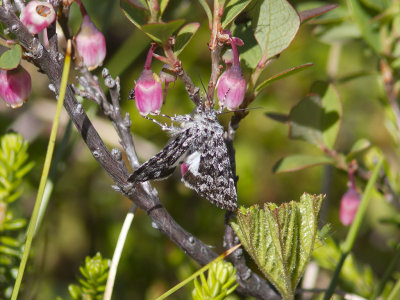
top-left (265, 112), bottom-right (289, 123)
top-left (315, 21), bottom-right (361, 43)
top-left (120, 0), bottom-right (149, 29)
top-left (346, 0), bottom-right (382, 54)
top-left (250, 0), bottom-right (300, 60)
top-left (297, 3), bottom-right (349, 24)
top-left (0, 44), bottom-right (22, 70)
top-left (221, 0), bottom-right (252, 29)
top-left (289, 82), bottom-right (342, 149)
top-left (255, 63), bottom-right (314, 92)
top-left (346, 138), bottom-right (371, 160)
top-left (360, 0), bottom-right (390, 12)
top-left (232, 194), bottom-right (324, 299)
top-left (319, 83), bottom-right (342, 149)
top-left (232, 21), bottom-right (262, 69)
top-left (197, 0), bottom-right (212, 26)
top-left (141, 19), bottom-right (185, 43)
top-left (298, 4), bottom-right (339, 23)
top-left (273, 154), bottom-right (335, 173)
top-left (160, 0), bottom-right (170, 16)
top-left (174, 22), bottom-right (200, 55)
top-left (191, 260), bottom-right (237, 300)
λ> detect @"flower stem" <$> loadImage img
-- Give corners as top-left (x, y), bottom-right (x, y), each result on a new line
top-left (323, 156), bottom-right (383, 300)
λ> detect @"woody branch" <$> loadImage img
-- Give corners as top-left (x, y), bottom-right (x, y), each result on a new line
top-left (0, 4), bottom-right (279, 299)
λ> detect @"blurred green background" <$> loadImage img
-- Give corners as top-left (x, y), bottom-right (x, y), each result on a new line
top-left (0, 0), bottom-right (399, 299)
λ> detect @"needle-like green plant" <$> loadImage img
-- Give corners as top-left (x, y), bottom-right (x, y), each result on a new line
top-left (68, 252), bottom-right (111, 300)
top-left (0, 133), bottom-right (34, 298)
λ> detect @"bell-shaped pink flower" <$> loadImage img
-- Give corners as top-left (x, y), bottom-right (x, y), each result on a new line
top-left (0, 66), bottom-right (32, 108)
top-left (217, 36), bottom-right (246, 110)
top-left (20, 1), bottom-right (56, 35)
top-left (75, 15), bottom-right (106, 70)
top-left (134, 46), bottom-right (162, 116)
top-left (135, 70), bottom-right (163, 116)
top-left (340, 187), bottom-right (361, 226)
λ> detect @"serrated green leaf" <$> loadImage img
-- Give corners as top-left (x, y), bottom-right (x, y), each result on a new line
top-left (288, 83), bottom-right (341, 149)
top-left (0, 44), bottom-right (22, 70)
top-left (174, 22), bottom-right (200, 55)
top-left (250, 0), bottom-right (300, 60)
top-left (232, 194), bottom-right (324, 299)
top-left (346, 0), bottom-right (382, 54)
top-left (120, 0), bottom-right (149, 29)
top-left (255, 63), bottom-right (314, 92)
top-left (141, 19), bottom-right (185, 43)
top-left (221, 0), bottom-right (252, 28)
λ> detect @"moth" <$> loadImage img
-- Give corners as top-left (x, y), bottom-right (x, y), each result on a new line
top-left (128, 105), bottom-right (237, 211)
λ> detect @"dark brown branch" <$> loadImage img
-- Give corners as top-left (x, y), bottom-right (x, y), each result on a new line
top-left (0, 8), bottom-right (280, 299)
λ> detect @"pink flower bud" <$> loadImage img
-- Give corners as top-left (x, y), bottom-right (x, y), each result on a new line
top-left (217, 36), bottom-right (246, 110)
top-left (0, 66), bottom-right (32, 108)
top-left (339, 187), bottom-right (361, 226)
top-left (134, 70), bottom-right (163, 116)
top-left (20, 1), bottom-right (56, 35)
top-left (217, 65), bottom-right (246, 110)
top-left (75, 15), bottom-right (106, 70)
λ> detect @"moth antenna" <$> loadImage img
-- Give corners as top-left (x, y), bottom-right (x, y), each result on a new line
top-left (198, 74), bottom-right (213, 109)
top-left (143, 115), bottom-right (170, 130)
top-left (218, 106), bottom-right (263, 115)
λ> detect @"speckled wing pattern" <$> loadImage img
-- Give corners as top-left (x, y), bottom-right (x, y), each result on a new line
top-left (128, 109), bottom-right (238, 211)
top-left (128, 128), bottom-right (194, 181)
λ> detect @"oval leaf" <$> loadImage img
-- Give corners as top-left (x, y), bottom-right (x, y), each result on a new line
top-left (346, 138), bottom-right (371, 160)
top-left (141, 19), bottom-right (185, 43)
top-left (347, 0), bottom-right (382, 54)
top-left (298, 4), bottom-right (339, 23)
top-left (120, 0), bottom-right (149, 29)
top-left (288, 82), bottom-right (341, 149)
top-left (251, 0), bottom-right (300, 60)
top-left (255, 62), bottom-right (314, 92)
top-left (221, 0), bottom-right (252, 29)
top-left (0, 44), bottom-right (22, 70)
top-left (273, 154), bottom-right (335, 173)
top-left (174, 22), bottom-right (200, 55)
top-left (197, 0), bottom-right (212, 27)
top-left (320, 84), bottom-right (342, 149)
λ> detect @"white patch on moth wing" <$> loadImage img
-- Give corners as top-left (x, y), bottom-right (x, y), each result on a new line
top-left (185, 151), bottom-right (201, 175)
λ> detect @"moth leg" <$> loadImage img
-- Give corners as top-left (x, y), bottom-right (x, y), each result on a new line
top-left (143, 115), bottom-right (171, 131)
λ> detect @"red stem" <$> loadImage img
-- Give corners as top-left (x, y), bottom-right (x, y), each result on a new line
top-left (144, 44), bottom-right (156, 70)
top-left (75, 0), bottom-right (87, 17)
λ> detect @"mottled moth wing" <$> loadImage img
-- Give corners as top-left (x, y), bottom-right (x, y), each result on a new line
top-left (181, 130), bottom-right (237, 211)
top-left (128, 128), bottom-right (194, 182)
